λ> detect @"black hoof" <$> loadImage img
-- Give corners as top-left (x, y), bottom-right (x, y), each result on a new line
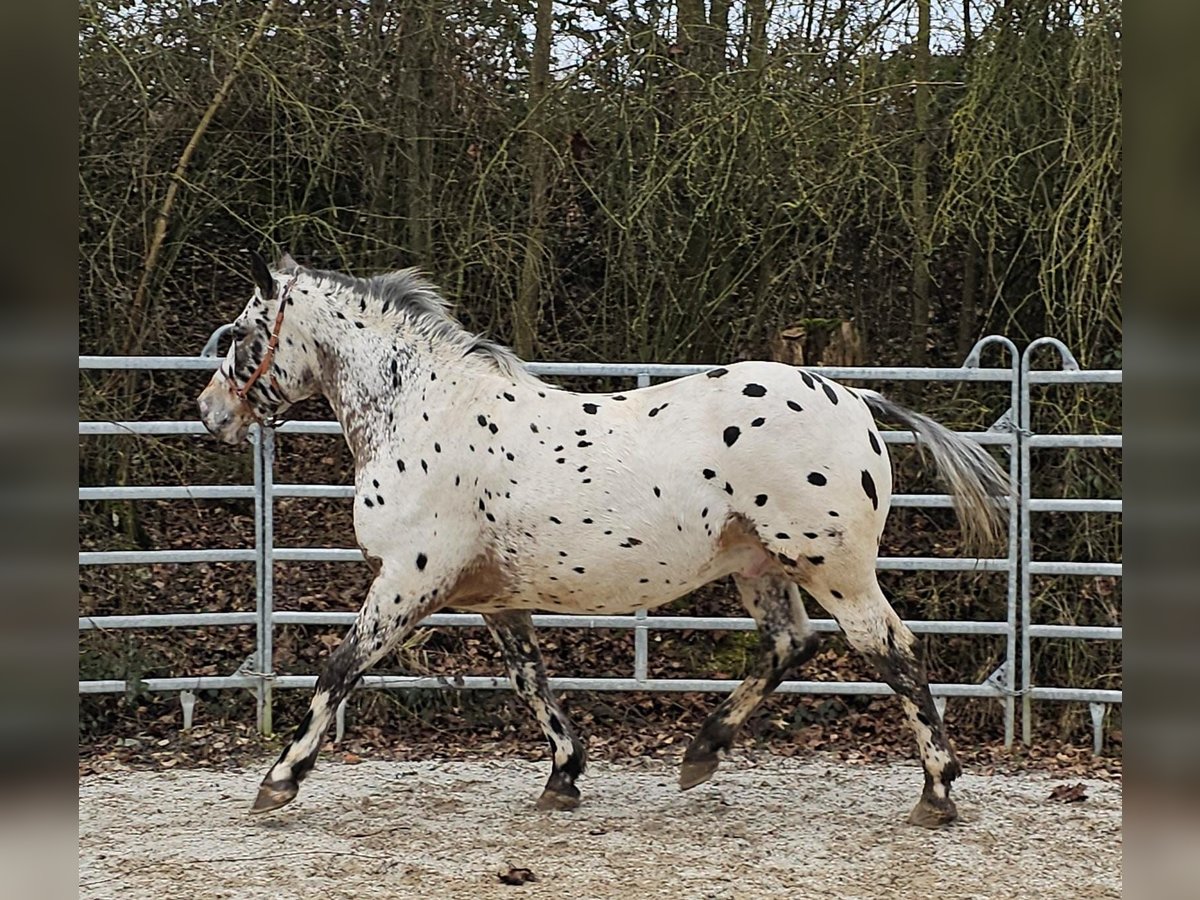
top-left (679, 755), bottom-right (720, 791)
top-left (250, 778), bottom-right (298, 814)
top-left (907, 794), bottom-right (958, 828)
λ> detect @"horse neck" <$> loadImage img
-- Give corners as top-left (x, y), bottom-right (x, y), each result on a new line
top-left (306, 309), bottom-right (474, 467)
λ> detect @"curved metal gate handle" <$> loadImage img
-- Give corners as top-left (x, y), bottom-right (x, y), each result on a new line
top-left (201, 322), bottom-right (236, 358)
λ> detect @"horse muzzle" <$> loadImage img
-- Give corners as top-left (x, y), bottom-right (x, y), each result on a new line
top-left (198, 376), bottom-right (256, 445)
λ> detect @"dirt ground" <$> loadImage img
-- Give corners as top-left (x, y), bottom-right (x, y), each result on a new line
top-left (78, 752), bottom-right (1120, 900)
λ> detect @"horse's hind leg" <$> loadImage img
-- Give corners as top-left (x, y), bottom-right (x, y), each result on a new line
top-left (483, 610), bottom-right (587, 811)
top-left (815, 577), bottom-right (961, 828)
top-left (680, 573), bottom-right (820, 790)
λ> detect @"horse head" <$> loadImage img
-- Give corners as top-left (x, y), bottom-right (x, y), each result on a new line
top-left (197, 250), bottom-right (320, 444)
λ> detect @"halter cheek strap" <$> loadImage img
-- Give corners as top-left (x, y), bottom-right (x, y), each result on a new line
top-left (232, 275), bottom-right (298, 413)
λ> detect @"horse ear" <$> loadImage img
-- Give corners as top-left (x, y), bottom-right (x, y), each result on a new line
top-left (248, 249), bottom-right (277, 300)
top-left (278, 250), bottom-right (299, 272)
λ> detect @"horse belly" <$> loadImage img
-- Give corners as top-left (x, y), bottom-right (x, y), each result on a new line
top-left (497, 529), bottom-right (728, 616)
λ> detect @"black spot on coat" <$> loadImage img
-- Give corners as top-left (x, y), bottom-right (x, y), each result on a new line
top-left (807, 472), bottom-right (827, 486)
top-left (743, 383), bottom-right (767, 397)
top-left (723, 426), bottom-right (741, 446)
top-left (861, 470), bottom-right (879, 509)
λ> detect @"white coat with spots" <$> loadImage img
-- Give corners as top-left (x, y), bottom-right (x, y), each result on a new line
top-left (198, 255), bottom-right (1010, 827)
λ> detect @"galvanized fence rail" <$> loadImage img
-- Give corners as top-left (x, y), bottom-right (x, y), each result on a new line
top-left (78, 336), bottom-right (1122, 750)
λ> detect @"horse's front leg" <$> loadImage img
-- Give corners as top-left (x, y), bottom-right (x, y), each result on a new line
top-left (251, 572), bottom-right (436, 813)
top-left (483, 610), bottom-right (587, 810)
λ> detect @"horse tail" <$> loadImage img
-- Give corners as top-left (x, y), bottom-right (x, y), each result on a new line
top-left (858, 389), bottom-right (1011, 554)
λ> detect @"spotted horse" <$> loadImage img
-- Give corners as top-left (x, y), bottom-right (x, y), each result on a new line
top-left (198, 253), bottom-right (1010, 828)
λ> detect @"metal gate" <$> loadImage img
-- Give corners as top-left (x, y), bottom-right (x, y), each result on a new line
top-left (78, 336), bottom-right (1121, 750)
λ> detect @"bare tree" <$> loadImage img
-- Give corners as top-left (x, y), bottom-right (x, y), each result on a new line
top-left (514, 0), bottom-right (555, 358)
top-left (909, 0), bottom-right (932, 364)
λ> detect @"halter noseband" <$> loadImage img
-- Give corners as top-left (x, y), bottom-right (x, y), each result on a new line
top-left (231, 275), bottom-right (298, 417)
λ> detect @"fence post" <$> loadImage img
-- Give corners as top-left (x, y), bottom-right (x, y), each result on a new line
top-left (1019, 338), bottom-right (1081, 745)
top-left (253, 425), bottom-right (277, 735)
top-left (634, 372), bottom-right (651, 685)
top-left (963, 335), bottom-right (1021, 749)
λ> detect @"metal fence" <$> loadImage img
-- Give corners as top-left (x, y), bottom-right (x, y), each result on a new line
top-left (78, 335), bottom-right (1122, 751)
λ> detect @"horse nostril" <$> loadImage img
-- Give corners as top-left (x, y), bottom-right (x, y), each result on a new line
top-left (198, 397), bottom-right (233, 431)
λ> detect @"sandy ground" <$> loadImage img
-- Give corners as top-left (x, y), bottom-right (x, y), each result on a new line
top-left (79, 753), bottom-right (1120, 900)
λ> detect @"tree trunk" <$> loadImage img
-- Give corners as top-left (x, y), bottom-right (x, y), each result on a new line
top-left (956, 239), bottom-right (979, 360)
top-left (909, 0), bottom-right (932, 365)
top-left (705, 0), bottom-right (731, 73)
top-left (747, 0), bottom-right (768, 76)
top-left (678, 0), bottom-right (706, 66)
top-left (402, 2), bottom-right (434, 262)
top-left (514, 0), bottom-right (554, 359)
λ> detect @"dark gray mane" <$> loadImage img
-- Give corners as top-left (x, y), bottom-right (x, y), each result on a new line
top-left (293, 264), bottom-right (536, 383)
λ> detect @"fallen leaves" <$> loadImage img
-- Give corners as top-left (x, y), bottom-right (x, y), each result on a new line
top-left (1048, 783), bottom-right (1088, 803)
top-left (497, 865), bottom-right (538, 886)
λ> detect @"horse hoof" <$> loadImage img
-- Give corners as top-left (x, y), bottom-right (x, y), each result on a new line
top-left (250, 779), bottom-right (298, 814)
top-left (679, 756), bottom-right (720, 791)
top-left (907, 795), bottom-right (958, 829)
top-left (536, 787), bottom-right (582, 811)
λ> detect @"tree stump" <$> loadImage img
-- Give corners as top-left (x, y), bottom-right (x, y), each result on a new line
top-left (769, 319), bottom-right (865, 367)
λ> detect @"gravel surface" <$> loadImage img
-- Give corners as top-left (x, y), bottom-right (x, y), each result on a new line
top-left (79, 753), bottom-right (1120, 899)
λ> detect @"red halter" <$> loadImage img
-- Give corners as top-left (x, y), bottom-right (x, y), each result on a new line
top-left (233, 275), bottom-right (297, 405)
